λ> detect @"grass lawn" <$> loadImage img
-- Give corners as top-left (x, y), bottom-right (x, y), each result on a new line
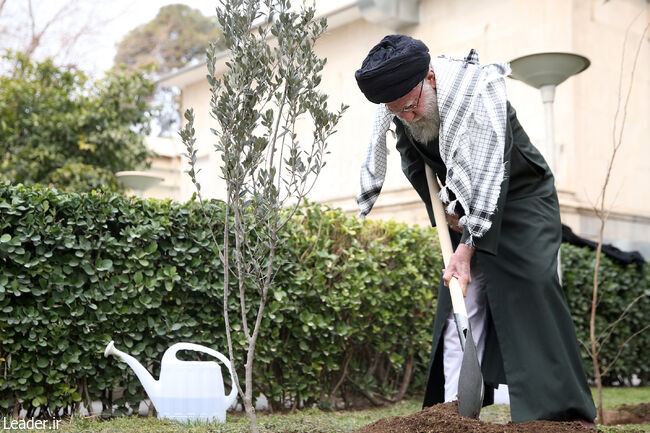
top-left (592, 386), bottom-right (650, 409)
top-left (3, 387), bottom-right (648, 432)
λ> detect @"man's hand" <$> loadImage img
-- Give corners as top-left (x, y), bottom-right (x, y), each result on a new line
top-left (443, 244), bottom-right (475, 296)
top-left (444, 204), bottom-right (463, 233)
top-left (445, 212), bottom-right (463, 233)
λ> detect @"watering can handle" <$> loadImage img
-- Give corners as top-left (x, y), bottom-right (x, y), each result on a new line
top-left (162, 342), bottom-right (237, 399)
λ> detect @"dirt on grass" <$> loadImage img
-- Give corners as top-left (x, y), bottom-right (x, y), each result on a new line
top-left (355, 402), bottom-right (593, 433)
top-left (603, 402), bottom-right (650, 425)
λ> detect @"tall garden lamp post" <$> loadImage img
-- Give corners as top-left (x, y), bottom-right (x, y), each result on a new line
top-left (508, 52), bottom-right (590, 283)
top-left (115, 171), bottom-right (164, 197)
top-left (508, 52), bottom-right (590, 175)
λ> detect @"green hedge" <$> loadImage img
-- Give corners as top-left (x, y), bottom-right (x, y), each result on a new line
top-left (260, 205), bottom-right (438, 409)
top-left (0, 183), bottom-right (647, 416)
top-left (0, 184), bottom-right (439, 415)
top-left (562, 245), bottom-right (649, 386)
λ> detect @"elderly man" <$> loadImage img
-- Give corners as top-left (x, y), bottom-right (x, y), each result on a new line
top-left (354, 34), bottom-right (596, 425)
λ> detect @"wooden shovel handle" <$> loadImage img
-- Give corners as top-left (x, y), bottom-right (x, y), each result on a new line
top-left (424, 165), bottom-right (468, 317)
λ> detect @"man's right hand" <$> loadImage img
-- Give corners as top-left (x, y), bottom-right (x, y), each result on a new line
top-left (443, 244), bottom-right (474, 296)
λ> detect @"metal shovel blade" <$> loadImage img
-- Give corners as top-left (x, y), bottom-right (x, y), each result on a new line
top-left (457, 325), bottom-right (484, 419)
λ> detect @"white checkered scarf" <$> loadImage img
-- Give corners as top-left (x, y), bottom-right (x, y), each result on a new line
top-left (356, 50), bottom-right (511, 247)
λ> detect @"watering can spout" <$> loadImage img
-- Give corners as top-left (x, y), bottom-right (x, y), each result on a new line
top-left (104, 341), bottom-right (160, 402)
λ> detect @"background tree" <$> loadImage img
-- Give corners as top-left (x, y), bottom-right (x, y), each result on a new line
top-left (0, 52), bottom-right (155, 192)
top-left (114, 4), bottom-right (225, 136)
top-left (0, 0), bottom-right (123, 71)
top-left (180, 0), bottom-right (346, 431)
top-left (114, 4), bottom-right (225, 75)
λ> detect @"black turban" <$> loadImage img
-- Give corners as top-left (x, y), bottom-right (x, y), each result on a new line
top-left (355, 34), bottom-right (430, 104)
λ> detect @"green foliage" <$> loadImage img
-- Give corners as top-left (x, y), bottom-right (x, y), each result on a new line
top-left (200, 0), bottom-right (346, 200)
top-left (0, 184), bottom-right (647, 417)
top-left (0, 184), bottom-right (226, 416)
top-left (562, 245), bottom-right (650, 385)
top-left (0, 184), bottom-right (435, 417)
top-left (258, 206), bottom-right (438, 409)
top-left (114, 4), bottom-right (225, 75)
top-left (0, 52), bottom-right (155, 192)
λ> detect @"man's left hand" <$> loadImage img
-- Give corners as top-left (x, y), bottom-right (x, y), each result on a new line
top-left (443, 243), bottom-right (475, 296)
top-left (445, 212), bottom-right (463, 233)
top-left (444, 203), bottom-right (463, 233)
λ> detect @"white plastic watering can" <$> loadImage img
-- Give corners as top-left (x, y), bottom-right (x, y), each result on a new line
top-left (104, 340), bottom-right (237, 422)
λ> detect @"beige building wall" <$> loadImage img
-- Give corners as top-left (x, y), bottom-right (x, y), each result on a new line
top-left (141, 136), bottom-right (183, 201)
top-left (567, 0), bottom-right (650, 252)
top-left (155, 0), bottom-right (650, 256)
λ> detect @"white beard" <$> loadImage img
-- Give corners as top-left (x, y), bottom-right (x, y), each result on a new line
top-left (403, 85), bottom-right (440, 143)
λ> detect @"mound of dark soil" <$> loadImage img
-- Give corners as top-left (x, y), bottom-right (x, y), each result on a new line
top-left (603, 402), bottom-right (650, 425)
top-left (355, 402), bottom-right (592, 433)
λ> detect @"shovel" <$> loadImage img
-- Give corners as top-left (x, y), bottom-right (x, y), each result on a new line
top-left (424, 165), bottom-right (484, 419)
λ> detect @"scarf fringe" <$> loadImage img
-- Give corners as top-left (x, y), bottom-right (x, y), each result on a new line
top-left (439, 186), bottom-right (450, 204)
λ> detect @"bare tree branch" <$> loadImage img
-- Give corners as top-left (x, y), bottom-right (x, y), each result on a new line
top-left (594, 7), bottom-right (646, 209)
top-left (57, 22), bottom-right (91, 61)
top-left (589, 12), bottom-right (649, 424)
top-left (1, 0), bottom-right (128, 72)
top-left (26, 0), bottom-right (37, 57)
top-left (601, 323), bottom-right (650, 377)
top-left (596, 292), bottom-right (646, 355)
top-left (25, 0), bottom-right (77, 59)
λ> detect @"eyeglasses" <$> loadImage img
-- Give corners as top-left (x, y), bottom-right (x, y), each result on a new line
top-left (388, 80), bottom-right (424, 115)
